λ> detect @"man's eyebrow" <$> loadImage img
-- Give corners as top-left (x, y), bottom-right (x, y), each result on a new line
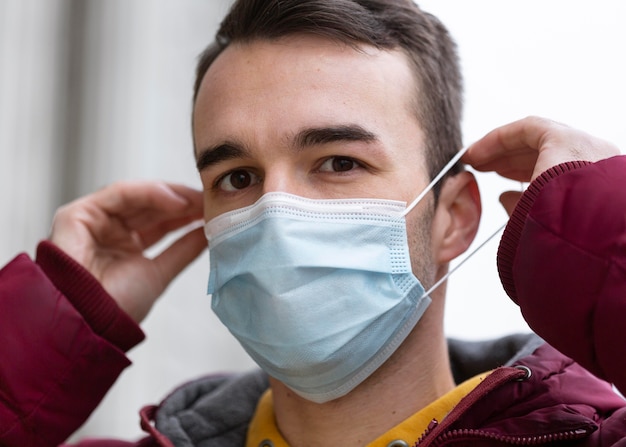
top-left (196, 143), bottom-right (248, 172)
top-left (292, 124), bottom-right (378, 150)
top-left (195, 125), bottom-right (378, 172)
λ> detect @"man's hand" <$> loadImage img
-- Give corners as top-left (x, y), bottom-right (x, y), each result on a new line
top-left (50, 181), bottom-right (207, 323)
top-left (462, 116), bottom-right (621, 215)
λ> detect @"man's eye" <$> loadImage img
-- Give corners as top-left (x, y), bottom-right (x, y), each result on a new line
top-left (319, 157), bottom-right (358, 172)
top-left (217, 169), bottom-right (260, 191)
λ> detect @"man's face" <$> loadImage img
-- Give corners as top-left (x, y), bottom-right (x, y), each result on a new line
top-left (193, 35), bottom-right (436, 280)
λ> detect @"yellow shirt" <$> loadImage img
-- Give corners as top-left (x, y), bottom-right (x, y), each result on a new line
top-left (245, 373), bottom-right (488, 447)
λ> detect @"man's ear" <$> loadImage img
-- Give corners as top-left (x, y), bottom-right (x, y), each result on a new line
top-left (431, 171), bottom-right (481, 264)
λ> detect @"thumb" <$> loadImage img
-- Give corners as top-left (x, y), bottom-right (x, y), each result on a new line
top-left (499, 191), bottom-right (522, 217)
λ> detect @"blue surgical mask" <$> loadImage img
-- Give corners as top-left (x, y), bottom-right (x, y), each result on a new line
top-left (204, 147), bottom-right (470, 403)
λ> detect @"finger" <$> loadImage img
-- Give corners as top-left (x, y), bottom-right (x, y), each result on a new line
top-left (90, 181), bottom-right (203, 221)
top-left (81, 181), bottom-right (204, 235)
top-left (152, 226), bottom-right (208, 287)
top-left (463, 116), bottom-right (557, 167)
top-left (136, 216), bottom-right (205, 249)
top-left (50, 182), bottom-right (203, 260)
top-left (499, 191), bottom-right (522, 217)
top-left (468, 151), bottom-right (539, 182)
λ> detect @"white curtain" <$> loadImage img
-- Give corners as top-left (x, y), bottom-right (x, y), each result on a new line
top-left (0, 0), bottom-right (256, 439)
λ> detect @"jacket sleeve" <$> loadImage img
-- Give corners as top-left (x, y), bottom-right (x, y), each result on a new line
top-left (497, 155), bottom-right (626, 394)
top-left (0, 241), bottom-right (145, 447)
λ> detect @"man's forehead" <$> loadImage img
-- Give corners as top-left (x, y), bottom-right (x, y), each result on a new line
top-left (197, 34), bottom-right (412, 96)
top-left (192, 34), bottom-right (422, 157)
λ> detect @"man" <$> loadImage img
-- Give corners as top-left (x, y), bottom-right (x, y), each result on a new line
top-left (190, 1), bottom-right (479, 444)
top-left (1, 0), bottom-right (625, 446)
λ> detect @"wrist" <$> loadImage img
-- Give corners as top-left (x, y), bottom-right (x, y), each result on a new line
top-left (36, 240), bottom-right (145, 351)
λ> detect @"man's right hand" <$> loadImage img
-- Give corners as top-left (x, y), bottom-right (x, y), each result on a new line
top-left (49, 181), bottom-right (207, 323)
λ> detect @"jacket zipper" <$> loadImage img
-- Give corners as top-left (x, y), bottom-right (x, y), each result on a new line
top-left (418, 420), bottom-right (590, 445)
top-left (414, 366), bottom-right (592, 446)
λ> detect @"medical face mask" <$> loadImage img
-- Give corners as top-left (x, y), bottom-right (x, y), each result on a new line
top-left (204, 147), bottom-right (470, 403)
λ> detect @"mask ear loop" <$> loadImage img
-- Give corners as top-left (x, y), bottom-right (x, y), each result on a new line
top-left (417, 161), bottom-right (527, 299)
top-left (401, 145), bottom-right (471, 218)
top-left (422, 221), bottom-right (507, 299)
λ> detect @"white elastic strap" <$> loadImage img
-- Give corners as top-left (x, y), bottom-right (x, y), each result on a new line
top-left (401, 145), bottom-right (471, 217)
top-left (420, 179), bottom-right (526, 299)
top-left (421, 221), bottom-right (507, 300)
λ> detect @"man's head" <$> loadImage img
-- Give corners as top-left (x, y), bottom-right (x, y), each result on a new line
top-left (193, 0), bottom-right (482, 406)
top-left (193, 0), bottom-right (463, 185)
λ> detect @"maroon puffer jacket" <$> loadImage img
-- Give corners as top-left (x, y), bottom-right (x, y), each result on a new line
top-left (0, 242), bottom-right (145, 447)
top-left (1, 156), bottom-right (625, 446)
top-left (498, 156), bottom-right (626, 395)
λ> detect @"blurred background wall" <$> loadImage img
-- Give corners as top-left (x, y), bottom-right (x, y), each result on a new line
top-left (1, 0), bottom-right (624, 441)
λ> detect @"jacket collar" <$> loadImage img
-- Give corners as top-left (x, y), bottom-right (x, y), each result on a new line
top-left (418, 342), bottom-right (625, 446)
top-left (154, 333), bottom-right (617, 446)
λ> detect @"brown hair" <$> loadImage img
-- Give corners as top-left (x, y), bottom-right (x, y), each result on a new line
top-left (193, 0), bottom-right (463, 188)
